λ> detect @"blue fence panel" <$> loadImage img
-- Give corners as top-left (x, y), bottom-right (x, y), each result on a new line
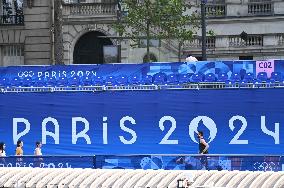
top-left (95, 155), bottom-right (284, 172)
top-left (0, 61), bottom-right (259, 80)
top-left (2, 61), bottom-right (284, 87)
top-left (0, 155), bottom-right (282, 171)
top-left (0, 89), bottom-right (284, 155)
top-left (0, 156), bottom-right (94, 168)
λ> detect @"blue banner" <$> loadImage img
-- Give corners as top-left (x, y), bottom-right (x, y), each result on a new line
top-left (0, 89), bottom-right (284, 155)
top-left (1, 60), bottom-right (284, 80)
top-left (0, 60), bottom-right (262, 79)
top-left (0, 156), bottom-right (94, 168)
top-left (95, 155), bottom-right (284, 172)
top-left (0, 155), bottom-right (283, 171)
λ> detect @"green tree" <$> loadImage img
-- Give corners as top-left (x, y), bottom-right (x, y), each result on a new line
top-left (114, 0), bottom-right (200, 62)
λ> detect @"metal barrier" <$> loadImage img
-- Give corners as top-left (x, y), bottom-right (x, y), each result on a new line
top-left (0, 155), bottom-right (283, 171)
top-left (1, 82), bottom-right (283, 93)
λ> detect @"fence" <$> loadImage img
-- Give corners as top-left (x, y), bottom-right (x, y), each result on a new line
top-left (0, 155), bottom-right (283, 171)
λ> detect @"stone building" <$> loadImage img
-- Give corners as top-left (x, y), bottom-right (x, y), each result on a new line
top-left (0, 0), bottom-right (284, 66)
top-left (187, 0), bottom-right (284, 61)
top-left (0, 0), bottom-right (52, 66)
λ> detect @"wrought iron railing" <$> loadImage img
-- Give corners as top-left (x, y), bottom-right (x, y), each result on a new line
top-left (0, 14), bottom-right (24, 25)
top-left (62, 2), bottom-right (117, 16)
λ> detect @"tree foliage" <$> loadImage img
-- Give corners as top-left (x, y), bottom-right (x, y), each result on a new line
top-left (114, 0), bottom-right (201, 62)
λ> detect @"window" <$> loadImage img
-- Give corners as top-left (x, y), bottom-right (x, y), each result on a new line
top-left (103, 45), bottom-right (118, 63)
top-left (1, 0), bottom-right (24, 25)
top-left (0, 45), bottom-right (24, 66)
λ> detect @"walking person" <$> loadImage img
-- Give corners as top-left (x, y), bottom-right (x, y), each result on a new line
top-left (198, 131), bottom-right (209, 154)
top-left (15, 140), bottom-right (24, 156)
top-left (34, 141), bottom-right (42, 156)
top-left (34, 141), bottom-right (43, 167)
top-left (0, 142), bottom-right (6, 157)
top-left (197, 131), bottom-right (209, 170)
top-left (15, 140), bottom-right (24, 165)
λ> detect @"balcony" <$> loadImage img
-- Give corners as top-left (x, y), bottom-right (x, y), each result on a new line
top-left (182, 34), bottom-right (283, 58)
top-left (248, 0), bottom-right (273, 15)
top-left (205, 4), bottom-right (226, 17)
top-left (0, 15), bottom-right (24, 25)
top-left (184, 37), bottom-right (216, 49)
top-left (62, 2), bottom-right (117, 17)
top-left (229, 35), bottom-right (263, 47)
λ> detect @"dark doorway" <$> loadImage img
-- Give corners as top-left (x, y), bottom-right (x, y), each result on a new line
top-left (73, 31), bottom-right (113, 64)
top-left (239, 56), bottom-right (253, 60)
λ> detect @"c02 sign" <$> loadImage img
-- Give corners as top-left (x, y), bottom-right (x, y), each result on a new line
top-left (258, 61), bottom-right (273, 69)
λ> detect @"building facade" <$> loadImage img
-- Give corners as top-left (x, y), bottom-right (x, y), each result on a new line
top-left (0, 0), bottom-right (284, 66)
top-left (0, 0), bottom-right (52, 66)
top-left (186, 0), bottom-right (284, 61)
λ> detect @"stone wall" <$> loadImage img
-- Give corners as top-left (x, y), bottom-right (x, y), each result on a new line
top-left (23, 0), bottom-right (52, 65)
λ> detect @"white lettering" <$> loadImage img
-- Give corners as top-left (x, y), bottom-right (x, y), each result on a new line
top-left (23, 71), bottom-right (29, 77)
top-left (77, 71), bottom-right (84, 77)
top-left (29, 71), bottom-right (34, 77)
top-left (38, 72), bottom-right (43, 78)
top-left (103, 117), bottom-right (108, 144)
top-left (52, 71), bottom-right (57, 78)
top-left (42, 117), bottom-right (60, 144)
top-left (261, 116), bottom-right (279, 144)
top-left (71, 71), bottom-right (76, 77)
top-left (18, 72), bottom-right (24, 77)
top-left (44, 72), bottom-right (50, 78)
top-left (13, 118), bottom-right (31, 144)
top-left (62, 71), bottom-right (67, 77)
top-left (159, 116), bottom-right (178, 144)
top-left (229, 115), bottom-right (248, 144)
top-left (188, 116), bottom-right (217, 144)
top-left (91, 71), bottom-right (97, 76)
top-left (119, 116), bottom-right (137, 144)
top-left (72, 117), bottom-right (91, 144)
top-left (86, 71), bottom-right (91, 76)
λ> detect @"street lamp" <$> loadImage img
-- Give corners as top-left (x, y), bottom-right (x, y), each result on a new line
top-left (116, 0), bottom-right (122, 63)
top-left (201, 0), bottom-right (207, 61)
